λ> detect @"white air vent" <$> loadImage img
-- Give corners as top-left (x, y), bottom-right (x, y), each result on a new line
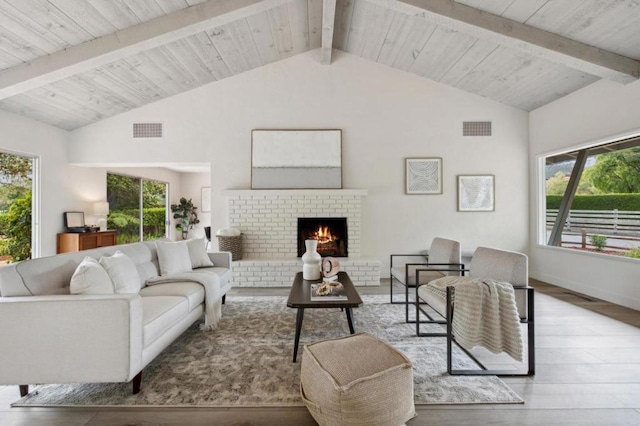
top-left (133, 122), bottom-right (163, 138)
top-left (463, 121), bottom-right (492, 136)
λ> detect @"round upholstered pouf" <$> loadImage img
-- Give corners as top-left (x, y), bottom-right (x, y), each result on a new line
top-left (300, 332), bottom-right (415, 426)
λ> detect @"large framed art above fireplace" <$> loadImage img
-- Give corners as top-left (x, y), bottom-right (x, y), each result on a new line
top-left (251, 129), bottom-right (342, 189)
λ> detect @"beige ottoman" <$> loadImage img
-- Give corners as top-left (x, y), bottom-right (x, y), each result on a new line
top-left (300, 333), bottom-right (415, 426)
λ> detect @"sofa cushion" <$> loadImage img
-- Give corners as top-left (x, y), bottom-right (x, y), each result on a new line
top-left (70, 256), bottom-right (115, 295)
top-left (139, 283), bottom-right (205, 312)
top-left (156, 241), bottom-right (192, 276)
top-left (417, 283), bottom-right (448, 317)
top-left (99, 251), bottom-right (141, 294)
top-left (141, 296), bottom-right (189, 347)
top-left (187, 238), bottom-right (214, 268)
top-left (136, 261), bottom-right (159, 289)
top-left (194, 266), bottom-right (232, 287)
top-left (116, 243), bottom-right (160, 289)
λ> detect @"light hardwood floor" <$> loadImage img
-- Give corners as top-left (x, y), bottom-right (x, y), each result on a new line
top-left (1, 278), bottom-right (639, 425)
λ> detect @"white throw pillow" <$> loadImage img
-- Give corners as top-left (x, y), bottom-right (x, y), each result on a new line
top-left (156, 240), bottom-right (193, 276)
top-left (70, 257), bottom-right (115, 295)
top-left (99, 251), bottom-right (141, 294)
top-left (187, 237), bottom-right (214, 269)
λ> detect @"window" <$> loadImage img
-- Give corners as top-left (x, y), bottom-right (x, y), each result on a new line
top-left (541, 136), bottom-right (640, 259)
top-left (0, 151), bottom-right (35, 264)
top-left (107, 173), bottom-right (168, 244)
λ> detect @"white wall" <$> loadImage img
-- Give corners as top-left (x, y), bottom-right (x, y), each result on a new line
top-left (69, 50), bottom-right (530, 275)
top-left (529, 79), bottom-right (640, 310)
top-left (178, 172), bottom-right (211, 240)
top-left (0, 109), bottom-right (104, 257)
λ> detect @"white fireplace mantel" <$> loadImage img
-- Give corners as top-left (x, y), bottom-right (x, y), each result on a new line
top-left (222, 189), bottom-right (368, 197)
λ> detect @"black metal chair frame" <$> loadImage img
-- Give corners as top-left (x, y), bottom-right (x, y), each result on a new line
top-left (390, 254), bottom-right (428, 302)
top-left (389, 254), bottom-right (428, 313)
top-left (389, 254), bottom-right (464, 323)
top-left (415, 268), bottom-right (536, 377)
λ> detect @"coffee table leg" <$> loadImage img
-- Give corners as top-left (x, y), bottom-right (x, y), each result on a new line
top-left (346, 307), bottom-right (355, 334)
top-left (293, 308), bottom-right (305, 363)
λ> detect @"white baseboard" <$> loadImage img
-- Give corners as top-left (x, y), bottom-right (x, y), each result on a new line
top-left (531, 269), bottom-right (640, 311)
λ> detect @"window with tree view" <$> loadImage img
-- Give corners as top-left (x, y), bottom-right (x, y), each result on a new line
top-left (543, 137), bottom-right (640, 259)
top-left (0, 152), bottom-right (33, 265)
top-left (107, 173), bottom-right (168, 244)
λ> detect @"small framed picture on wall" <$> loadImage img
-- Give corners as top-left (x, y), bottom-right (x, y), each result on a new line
top-left (405, 158), bottom-right (443, 194)
top-left (457, 175), bottom-right (495, 211)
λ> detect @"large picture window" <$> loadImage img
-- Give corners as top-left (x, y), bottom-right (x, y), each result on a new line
top-left (541, 135), bottom-right (640, 259)
top-left (0, 151), bottom-right (36, 264)
top-left (107, 173), bottom-right (168, 244)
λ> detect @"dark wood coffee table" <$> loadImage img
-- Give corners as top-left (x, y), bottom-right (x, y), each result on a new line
top-left (287, 271), bottom-right (363, 362)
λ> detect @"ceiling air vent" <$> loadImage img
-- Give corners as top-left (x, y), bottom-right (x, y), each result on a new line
top-left (463, 121), bottom-right (492, 137)
top-left (133, 122), bottom-right (163, 138)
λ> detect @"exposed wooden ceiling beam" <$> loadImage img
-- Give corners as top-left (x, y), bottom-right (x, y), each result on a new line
top-left (368, 0), bottom-right (640, 83)
top-left (320, 0), bottom-right (337, 65)
top-left (0, 0), bottom-right (292, 100)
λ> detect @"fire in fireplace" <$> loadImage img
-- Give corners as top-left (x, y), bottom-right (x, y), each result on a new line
top-left (297, 217), bottom-right (348, 257)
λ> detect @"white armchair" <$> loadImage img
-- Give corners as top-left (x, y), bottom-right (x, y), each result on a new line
top-left (390, 238), bottom-right (463, 322)
top-left (415, 246), bottom-right (535, 376)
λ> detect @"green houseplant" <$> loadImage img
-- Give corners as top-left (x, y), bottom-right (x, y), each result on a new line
top-left (170, 197), bottom-right (200, 239)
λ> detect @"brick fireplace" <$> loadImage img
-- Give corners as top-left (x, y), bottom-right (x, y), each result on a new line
top-left (222, 189), bottom-right (380, 287)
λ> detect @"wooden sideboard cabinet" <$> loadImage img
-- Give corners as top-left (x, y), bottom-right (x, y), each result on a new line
top-left (57, 231), bottom-right (117, 254)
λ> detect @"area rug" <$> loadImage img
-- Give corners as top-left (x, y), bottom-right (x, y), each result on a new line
top-left (13, 295), bottom-right (522, 407)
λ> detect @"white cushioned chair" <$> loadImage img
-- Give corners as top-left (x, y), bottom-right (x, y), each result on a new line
top-left (390, 237), bottom-right (463, 322)
top-left (415, 246), bottom-right (535, 376)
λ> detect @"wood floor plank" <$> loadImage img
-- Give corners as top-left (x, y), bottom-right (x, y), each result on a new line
top-left (583, 347), bottom-right (640, 363)
top-left (408, 408), bottom-right (640, 425)
top-left (504, 383), bottom-right (640, 409)
top-left (534, 348), bottom-right (602, 364)
top-left (0, 410), bottom-right (96, 426)
top-left (86, 408), bottom-right (316, 425)
top-left (531, 363), bottom-right (640, 384)
top-left (536, 335), bottom-right (640, 349)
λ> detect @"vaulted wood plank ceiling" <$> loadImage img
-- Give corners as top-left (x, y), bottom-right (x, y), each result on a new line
top-left (0, 0), bottom-right (638, 130)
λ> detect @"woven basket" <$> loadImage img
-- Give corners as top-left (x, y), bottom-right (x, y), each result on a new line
top-left (217, 234), bottom-right (243, 261)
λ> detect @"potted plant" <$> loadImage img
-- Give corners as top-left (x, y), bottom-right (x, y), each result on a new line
top-left (170, 197), bottom-right (200, 239)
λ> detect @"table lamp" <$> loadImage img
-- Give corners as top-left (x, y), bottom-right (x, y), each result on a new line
top-left (93, 201), bottom-right (109, 231)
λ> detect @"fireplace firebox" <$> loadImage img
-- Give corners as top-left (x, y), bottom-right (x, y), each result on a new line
top-left (297, 217), bottom-right (348, 257)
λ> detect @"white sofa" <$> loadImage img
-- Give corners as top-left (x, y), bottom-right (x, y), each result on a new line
top-left (0, 240), bottom-right (232, 396)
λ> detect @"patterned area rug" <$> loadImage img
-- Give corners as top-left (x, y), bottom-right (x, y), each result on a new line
top-left (13, 295), bottom-right (522, 407)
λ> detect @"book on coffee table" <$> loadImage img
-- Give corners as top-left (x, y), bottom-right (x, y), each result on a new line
top-left (310, 283), bottom-right (348, 301)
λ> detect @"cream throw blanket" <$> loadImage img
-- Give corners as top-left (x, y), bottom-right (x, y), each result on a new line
top-left (146, 271), bottom-right (222, 331)
top-left (426, 276), bottom-right (524, 361)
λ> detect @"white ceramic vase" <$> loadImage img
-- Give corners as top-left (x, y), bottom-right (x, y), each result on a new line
top-left (302, 239), bottom-right (321, 280)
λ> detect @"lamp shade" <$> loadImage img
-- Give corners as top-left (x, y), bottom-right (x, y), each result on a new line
top-left (93, 201), bottom-right (109, 216)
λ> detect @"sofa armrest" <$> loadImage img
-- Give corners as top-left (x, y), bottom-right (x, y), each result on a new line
top-left (208, 251), bottom-right (232, 269)
top-left (0, 294), bottom-right (143, 386)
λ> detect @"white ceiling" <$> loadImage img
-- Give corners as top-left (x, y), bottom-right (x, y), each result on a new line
top-left (0, 0), bottom-right (638, 130)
